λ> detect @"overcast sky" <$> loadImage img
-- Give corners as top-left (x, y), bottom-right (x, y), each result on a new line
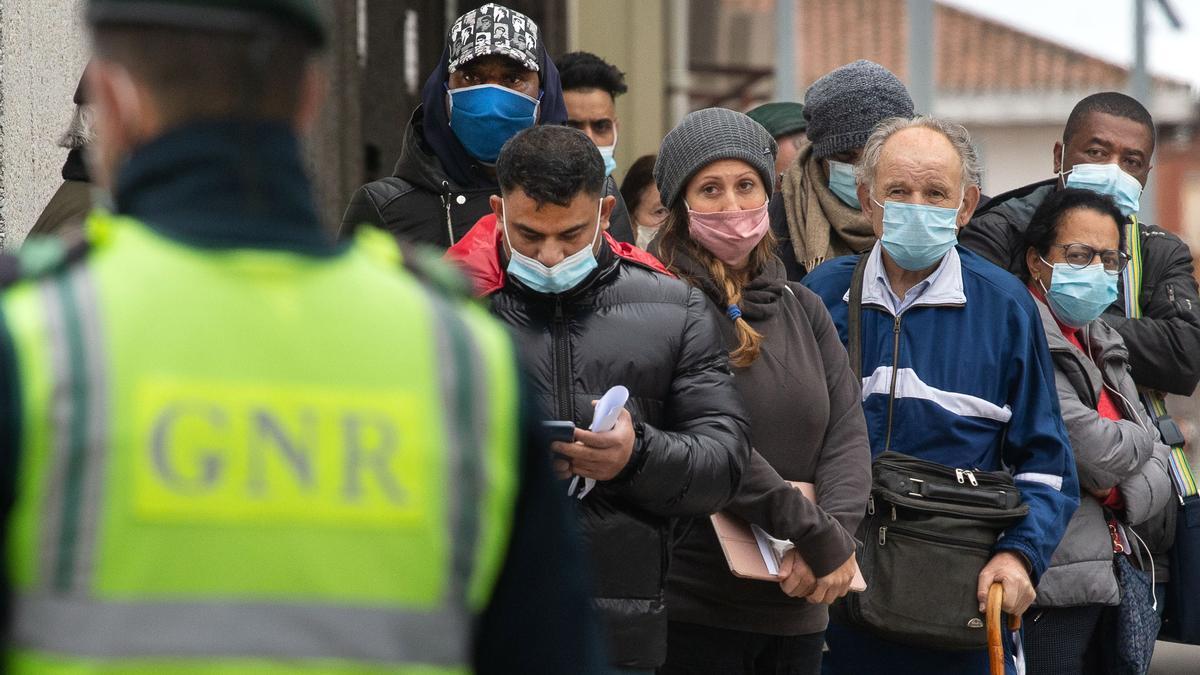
top-left (943, 0), bottom-right (1200, 90)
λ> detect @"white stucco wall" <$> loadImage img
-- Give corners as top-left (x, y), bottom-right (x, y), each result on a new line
top-left (967, 124), bottom-right (1063, 197)
top-left (0, 0), bottom-right (88, 248)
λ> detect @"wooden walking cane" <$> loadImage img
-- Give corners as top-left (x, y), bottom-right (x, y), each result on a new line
top-left (986, 582), bottom-right (1023, 675)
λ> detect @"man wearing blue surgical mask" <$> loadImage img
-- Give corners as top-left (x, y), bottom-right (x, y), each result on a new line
top-left (339, 3), bottom-right (569, 248)
top-left (804, 116), bottom-right (1078, 675)
top-left (962, 92), bottom-right (1200, 400)
top-left (446, 125), bottom-right (751, 673)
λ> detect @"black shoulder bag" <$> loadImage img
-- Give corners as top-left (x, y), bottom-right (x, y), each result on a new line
top-left (836, 253), bottom-right (1030, 650)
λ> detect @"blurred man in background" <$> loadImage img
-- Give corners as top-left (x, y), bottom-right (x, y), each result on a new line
top-left (29, 68), bottom-right (93, 238)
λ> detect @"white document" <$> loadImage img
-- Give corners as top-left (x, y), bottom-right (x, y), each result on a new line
top-left (751, 524), bottom-right (794, 576)
top-left (568, 386), bottom-right (629, 500)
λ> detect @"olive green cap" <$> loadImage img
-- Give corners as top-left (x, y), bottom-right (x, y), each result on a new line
top-left (745, 101), bottom-right (807, 139)
top-left (87, 0), bottom-right (326, 47)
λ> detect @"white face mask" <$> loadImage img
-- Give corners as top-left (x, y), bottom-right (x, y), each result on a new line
top-left (635, 223), bottom-right (659, 250)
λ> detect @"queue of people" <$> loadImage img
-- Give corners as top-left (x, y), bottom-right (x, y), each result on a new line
top-left (8, 1), bottom-right (1199, 674)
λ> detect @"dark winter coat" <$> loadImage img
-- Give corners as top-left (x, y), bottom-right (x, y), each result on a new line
top-left (338, 108), bottom-right (634, 247)
top-left (662, 250), bottom-right (871, 636)
top-left (29, 148), bottom-right (92, 239)
top-left (961, 179), bottom-right (1200, 395)
top-left (446, 216), bottom-right (751, 669)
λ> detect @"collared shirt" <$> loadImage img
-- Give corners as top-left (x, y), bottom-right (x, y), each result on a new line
top-left (843, 242), bottom-right (966, 316)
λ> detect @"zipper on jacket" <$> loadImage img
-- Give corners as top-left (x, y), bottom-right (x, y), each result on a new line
top-left (878, 524), bottom-right (993, 551)
top-left (552, 300), bottom-right (572, 421)
top-left (883, 314), bottom-right (902, 451)
top-left (441, 180), bottom-right (456, 246)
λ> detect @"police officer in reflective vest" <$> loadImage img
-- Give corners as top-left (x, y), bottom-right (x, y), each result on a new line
top-left (0, 1), bottom-right (604, 673)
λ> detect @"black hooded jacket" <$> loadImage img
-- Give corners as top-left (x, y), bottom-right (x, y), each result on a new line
top-left (339, 43), bottom-right (634, 247)
top-left (960, 178), bottom-right (1200, 395)
top-left (476, 239), bottom-right (750, 669)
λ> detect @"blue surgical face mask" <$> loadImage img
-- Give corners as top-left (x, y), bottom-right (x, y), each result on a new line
top-left (1039, 257), bottom-right (1119, 328)
top-left (503, 200), bottom-right (603, 295)
top-left (598, 128), bottom-right (618, 177)
top-left (873, 196), bottom-right (962, 271)
top-left (447, 83), bottom-right (541, 164)
top-left (1059, 146), bottom-right (1142, 216)
top-left (827, 160), bottom-right (861, 209)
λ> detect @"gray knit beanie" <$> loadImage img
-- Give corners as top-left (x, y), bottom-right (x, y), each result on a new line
top-left (804, 60), bottom-right (914, 159)
top-left (654, 107), bottom-right (777, 208)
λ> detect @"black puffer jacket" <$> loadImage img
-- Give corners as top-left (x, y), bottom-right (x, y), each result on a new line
top-left (961, 179), bottom-right (1200, 395)
top-left (449, 219), bottom-right (750, 668)
top-left (338, 107), bottom-right (635, 248)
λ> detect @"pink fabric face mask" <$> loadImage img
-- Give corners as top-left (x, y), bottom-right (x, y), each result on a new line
top-left (686, 200), bottom-right (770, 267)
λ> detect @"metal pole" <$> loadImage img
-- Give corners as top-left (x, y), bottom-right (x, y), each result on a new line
top-left (906, 0), bottom-right (934, 114)
top-left (1130, 0), bottom-right (1157, 224)
top-left (668, 0), bottom-right (691, 125)
top-left (775, 0), bottom-right (796, 102)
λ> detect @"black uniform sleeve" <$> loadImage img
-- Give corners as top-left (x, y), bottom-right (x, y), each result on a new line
top-left (473, 379), bottom-right (607, 675)
top-left (1102, 231), bottom-right (1200, 395)
top-left (605, 176), bottom-right (635, 245)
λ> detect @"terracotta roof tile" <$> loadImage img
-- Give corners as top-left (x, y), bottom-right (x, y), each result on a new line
top-left (794, 0), bottom-right (1189, 93)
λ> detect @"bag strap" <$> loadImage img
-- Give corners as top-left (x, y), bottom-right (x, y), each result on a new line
top-left (1122, 217), bottom-right (1199, 499)
top-left (847, 252), bottom-right (870, 380)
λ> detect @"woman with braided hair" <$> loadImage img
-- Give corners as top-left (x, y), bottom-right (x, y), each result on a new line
top-left (651, 107), bottom-right (871, 675)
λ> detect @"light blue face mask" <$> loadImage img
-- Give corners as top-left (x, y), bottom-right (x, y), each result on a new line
top-left (598, 129), bottom-right (618, 177)
top-left (1040, 258), bottom-right (1119, 328)
top-left (874, 196), bottom-right (962, 271)
top-left (503, 200), bottom-right (603, 295)
top-left (827, 160), bottom-right (861, 209)
top-left (448, 83), bottom-right (541, 164)
top-left (1059, 146), bottom-right (1142, 217)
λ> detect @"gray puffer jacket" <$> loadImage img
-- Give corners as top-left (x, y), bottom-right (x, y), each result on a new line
top-left (1034, 296), bottom-right (1175, 607)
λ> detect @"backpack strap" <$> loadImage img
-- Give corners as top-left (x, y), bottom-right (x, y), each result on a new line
top-left (0, 231), bottom-right (92, 292)
top-left (847, 252), bottom-right (870, 380)
top-left (1123, 216), bottom-right (1198, 498)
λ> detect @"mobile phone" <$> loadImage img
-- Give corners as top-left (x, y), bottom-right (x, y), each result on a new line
top-left (541, 420), bottom-right (577, 444)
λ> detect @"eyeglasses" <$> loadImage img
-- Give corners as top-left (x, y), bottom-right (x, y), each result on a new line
top-left (1052, 243), bottom-right (1130, 275)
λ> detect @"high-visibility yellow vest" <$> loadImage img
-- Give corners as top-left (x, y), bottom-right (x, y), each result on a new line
top-left (0, 213), bottom-right (521, 674)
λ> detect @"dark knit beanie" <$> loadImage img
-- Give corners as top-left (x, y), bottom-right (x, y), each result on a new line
top-left (654, 108), bottom-right (777, 208)
top-left (804, 60), bottom-right (913, 159)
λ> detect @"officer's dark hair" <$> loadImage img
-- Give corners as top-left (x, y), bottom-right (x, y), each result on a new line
top-left (1020, 187), bottom-right (1127, 282)
top-left (497, 126), bottom-right (606, 208)
top-left (1063, 91), bottom-right (1156, 151)
top-left (557, 51), bottom-right (628, 99)
top-left (90, 23), bottom-right (318, 125)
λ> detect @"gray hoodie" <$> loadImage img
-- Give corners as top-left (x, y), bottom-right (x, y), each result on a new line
top-left (1034, 295), bottom-right (1175, 607)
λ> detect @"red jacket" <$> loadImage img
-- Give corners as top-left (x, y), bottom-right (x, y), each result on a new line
top-left (445, 214), bottom-right (671, 297)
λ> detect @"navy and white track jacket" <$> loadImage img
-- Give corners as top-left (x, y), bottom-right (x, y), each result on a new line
top-left (804, 244), bottom-right (1080, 582)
